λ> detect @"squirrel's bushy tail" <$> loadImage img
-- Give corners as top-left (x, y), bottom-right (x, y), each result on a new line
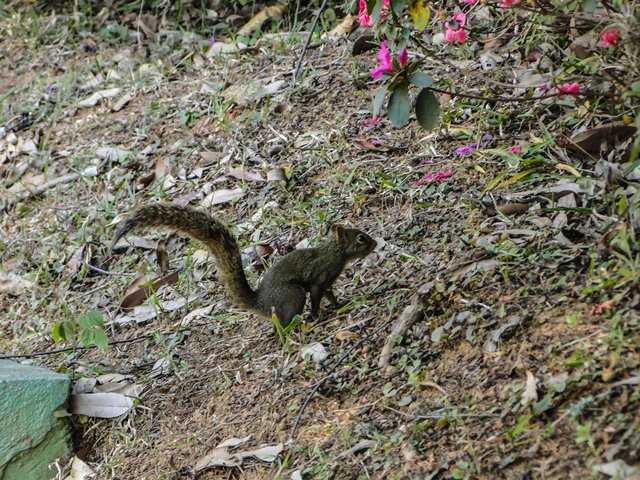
top-left (110, 203), bottom-right (257, 311)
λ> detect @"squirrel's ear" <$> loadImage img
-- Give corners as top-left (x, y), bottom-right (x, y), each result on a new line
top-left (330, 224), bottom-right (347, 242)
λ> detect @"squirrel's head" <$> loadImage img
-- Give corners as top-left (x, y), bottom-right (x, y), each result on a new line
top-left (330, 224), bottom-right (377, 259)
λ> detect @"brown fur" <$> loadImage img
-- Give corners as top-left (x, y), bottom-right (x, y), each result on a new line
top-left (110, 203), bottom-right (376, 326)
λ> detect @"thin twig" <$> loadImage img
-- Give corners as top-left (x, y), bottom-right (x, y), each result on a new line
top-left (0, 334), bottom-right (149, 359)
top-left (2, 172), bottom-right (81, 210)
top-left (291, 0), bottom-right (328, 86)
top-left (427, 86), bottom-right (618, 103)
top-left (0, 319), bottom-right (221, 360)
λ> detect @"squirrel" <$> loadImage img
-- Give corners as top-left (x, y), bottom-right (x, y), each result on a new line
top-left (109, 203), bottom-right (377, 326)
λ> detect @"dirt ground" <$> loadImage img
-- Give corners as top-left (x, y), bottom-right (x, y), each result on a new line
top-left (1, 4), bottom-right (639, 480)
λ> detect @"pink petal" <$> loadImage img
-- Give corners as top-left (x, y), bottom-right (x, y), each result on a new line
top-left (600, 29), bottom-right (620, 47)
top-left (371, 66), bottom-right (385, 79)
top-left (362, 116), bottom-right (382, 126)
top-left (444, 28), bottom-right (456, 42)
top-left (378, 40), bottom-right (392, 68)
top-left (452, 12), bottom-right (466, 27)
top-left (508, 144), bottom-right (521, 154)
top-left (358, 0), bottom-right (374, 26)
top-left (398, 49), bottom-right (408, 67)
top-left (455, 29), bottom-right (467, 42)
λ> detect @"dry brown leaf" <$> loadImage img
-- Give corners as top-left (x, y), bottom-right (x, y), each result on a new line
top-left (111, 296), bottom-right (194, 325)
top-left (120, 270), bottom-right (181, 310)
top-left (568, 122), bottom-right (637, 153)
top-left (112, 92), bottom-right (134, 112)
top-left (236, 5), bottom-right (287, 37)
top-left (521, 370), bottom-right (539, 406)
top-left (326, 14), bottom-right (357, 38)
top-left (236, 444), bottom-right (283, 462)
top-left (201, 187), bottom-right (245, 207)
top-left (335, 331), bottom-right (357, 342)
top-left (227, 166), bottom-right (265, 182)
top-left (0, 272), bottom-right (34, 296)
top-left (69, 392), bottom-right (134, 418)
top-left (66, 456), bottom-right (96, 480)
top-left (590, 298), bottom-right (616, 315)
top-left (497, 203), bottom-right (530, 215)
top-left (267, 167), bottom-right (287, 182)
top-left (206, 41), bottom-right (241, 58)
top-left (78, 88), bottom-right (121, 108)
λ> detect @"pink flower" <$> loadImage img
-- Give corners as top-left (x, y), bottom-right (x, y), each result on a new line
top-left (398, 49), bottom-right (408, 67)
top-left (463, 0), bottom-right (477, 4)
top-left (445, 28), bottom-right (467, 43)
top-left (409, 169), bottom-right (453, 186)
top-left (362, 116), bottom-right (382, 126)
top-left (358, 0), bottom-right (391, 27)
top-left (445, 13), bottom-right (468, 43)
top-left (508, 143), bottom-right (521, 154)
top-left (600, 29), bottom-right (620, 48)
top-left (371, 41), bottom-right (393, 79)
top-left (555, 83), bottom-right (581, 98)
top-left (209, 37), bottom-right (217, 45)
top-left (500, 0), bottom-right (517, 8)
top-left (450, 12), bottom-right (466, 27)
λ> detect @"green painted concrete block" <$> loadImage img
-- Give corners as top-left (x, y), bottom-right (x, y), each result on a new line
top-left (0, 360), bottom-right (72, 480)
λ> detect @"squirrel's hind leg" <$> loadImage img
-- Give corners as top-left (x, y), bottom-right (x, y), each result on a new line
top-left (272, 285), bottom-right (306, 328)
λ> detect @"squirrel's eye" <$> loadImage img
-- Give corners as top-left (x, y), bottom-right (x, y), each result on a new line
top-left (357, 234), bottom-right (367, 243)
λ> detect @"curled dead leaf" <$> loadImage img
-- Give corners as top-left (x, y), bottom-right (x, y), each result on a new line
top-left (335, 331), bottom-right (357, 342)
top-left (0, 272), bottom-right (34, 296)
top-left (201, 188), bottom-right (245, 207)
top-left (326, 14), bottom-right (357, 39)
top-left (120, 270), bottom-right (181, 310)
top-left (227, 166), bottom-right (265, 182)
top-left (590, 298), bottom-right (616, 315)
top-left (568, 122), bottom-right (637, 154)
top-left (236, 5), bottom-right (287, 36)
top-left (521, 370), bottom-right (539, 406)
top-left (497, 203), bottom-right (530, 215)
top-left (69, 392), bottom-right (134, 418)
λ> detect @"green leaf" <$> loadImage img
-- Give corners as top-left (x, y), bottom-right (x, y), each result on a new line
top-left (532, 395), bottom-right (554, 415)
top-left (77, 310), bottom-right (104, 329)
top-left (483, 170), bottom-right (508, 192)
top-left (79, 327), bottom-right (95, 348)
top-left (92, 329), bottom-right (109, 351)
top-left (382, 382), bottom-right (397, 396)
top-left (390, 0), bottom-right (404, 15)
top-left (581, 0), bottom-right (596, 12)
top-left (415, 88), bottom-right (440, 130)
top-left (451, 469), bottom-right (464, 480)
top-left (365, 0), bottom-right (377, 14)
top-left (509, 414), bottom-right (531, 438)
top-left (408, 72), bottom-right (434, 88)
top-left (388, 82), bottom-right (410, 128)
top-left (372, 85), bottom-right (388, 116)
top-left (494, 167), bottom-right (538, 190)
top-left (52, 322), bottom-right (62, 343)
top-left (53, 321), bottom-right (76, 343)
top-left (409, 0), bottom-right (430, 30)
top-left (371, 0), bottom-right (384, 24)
